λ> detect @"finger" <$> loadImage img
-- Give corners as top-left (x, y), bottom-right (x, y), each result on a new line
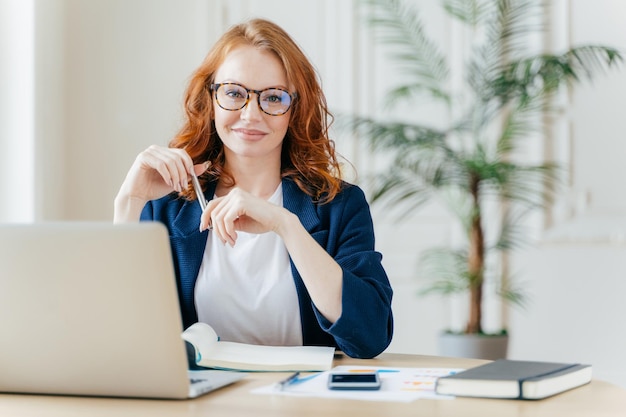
top-left (151, 147), bottom-right (194, 192)
top-left (199, 215), bottom-right (213, 233)
top-left (209, 202), bottom-right (231, 245)
top-left (210, 200), bottom-right (239, 246)
top-left (141, 146), bottom-right (181, 192)
top-left (139, 147), bottom-right (176, 190)
top-left (166, 148), bottom-right (194, 191)
top-left (222, 209), bottom-right (241, 245)
top-left (199, 211), bottom-right (214, 233)
top-left (200, 198), bottom-right (218, 233)
top-left (194, 161), bottom-right (211, 176)
top-left (217, 196), bottom-right (243, 246)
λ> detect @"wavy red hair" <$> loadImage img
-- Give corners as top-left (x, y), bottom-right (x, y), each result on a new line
top-left (170, 18), bottom-right (342, 203)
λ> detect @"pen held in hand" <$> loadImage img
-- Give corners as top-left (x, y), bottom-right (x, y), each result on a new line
top-left (190, 171), bottom-right (207, 211)
top-left (191, 171), bottom-right (213, 231)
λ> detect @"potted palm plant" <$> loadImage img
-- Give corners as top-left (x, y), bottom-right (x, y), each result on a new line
top-left (346, 0), bottom-right (622, 358)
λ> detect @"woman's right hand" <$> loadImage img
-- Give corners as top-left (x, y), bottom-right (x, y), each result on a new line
top-left (114, 145), bottom-right (205, 222)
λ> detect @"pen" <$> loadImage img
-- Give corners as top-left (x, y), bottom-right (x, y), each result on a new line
top-left (190, 171), bottom-right (207, 211)
top-left (277, 372), bottom-right (300, 391)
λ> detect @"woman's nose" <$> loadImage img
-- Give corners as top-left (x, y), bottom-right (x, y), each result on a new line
top-left (240, 93), bottom-right (263, 120)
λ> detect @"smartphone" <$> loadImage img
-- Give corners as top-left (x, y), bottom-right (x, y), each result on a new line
top-left (327, 372), bottom-right (381, 390)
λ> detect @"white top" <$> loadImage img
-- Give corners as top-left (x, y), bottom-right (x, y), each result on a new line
top-left (194, 183), bottom-right (303, 346)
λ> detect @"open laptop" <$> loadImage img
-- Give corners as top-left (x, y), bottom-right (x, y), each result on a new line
top-left (0, 222), bottom-right (246, 399)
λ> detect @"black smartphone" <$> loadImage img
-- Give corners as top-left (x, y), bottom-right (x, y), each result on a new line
top-left (327, 372), bottom-right (381, 390)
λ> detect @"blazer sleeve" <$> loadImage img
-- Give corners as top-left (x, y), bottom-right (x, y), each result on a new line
top-left (311, 185), bottom-right (394, 358)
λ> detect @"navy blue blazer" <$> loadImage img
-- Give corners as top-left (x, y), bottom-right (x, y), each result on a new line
top-left (141, 178), bottom-right (393, 358)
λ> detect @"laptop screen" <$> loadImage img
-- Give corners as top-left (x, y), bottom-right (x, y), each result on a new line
top-left (0, 222), bottom-right (193, 398)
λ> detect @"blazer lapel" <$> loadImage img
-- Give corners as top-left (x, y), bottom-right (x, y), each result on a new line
top-left (168, 182), bottom-right (216, 328)
top-left (170, 182), bottom-right (217, 237)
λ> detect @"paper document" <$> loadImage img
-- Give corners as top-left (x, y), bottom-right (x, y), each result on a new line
top-left (252, 365), bottom-right (464, 402)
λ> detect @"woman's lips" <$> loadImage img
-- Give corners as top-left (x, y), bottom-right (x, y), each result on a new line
top-left (232, 127), bottom-right (267, 140)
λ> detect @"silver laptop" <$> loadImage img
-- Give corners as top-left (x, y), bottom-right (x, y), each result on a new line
top-left (0, 222), bottom-right (246, 399)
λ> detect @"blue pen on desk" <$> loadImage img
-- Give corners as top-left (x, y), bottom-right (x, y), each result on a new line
top-left (277, 372), bottom-right (300, 391)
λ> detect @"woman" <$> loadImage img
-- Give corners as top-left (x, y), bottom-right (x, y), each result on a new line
top-left (114, 18), bottom-right (393, 358)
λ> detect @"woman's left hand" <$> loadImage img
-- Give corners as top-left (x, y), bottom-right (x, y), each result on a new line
top-left (200, 187), bottom-right (288, 246)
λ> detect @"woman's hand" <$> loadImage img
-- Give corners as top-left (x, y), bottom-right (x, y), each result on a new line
top-left (122, 145), bottom-right (196, 200)
top-left (114, 145), bottom-right (207, 222)
top-left (200, 187), bottom-right (290, 246)
top-left (201, 185), bottom-right (344, 322)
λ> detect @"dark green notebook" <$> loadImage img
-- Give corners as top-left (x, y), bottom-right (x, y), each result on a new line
top-left (435, 359), bottom-right (592, 400)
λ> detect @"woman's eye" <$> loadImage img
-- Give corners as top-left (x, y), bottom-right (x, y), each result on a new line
top-left (265, 94), bottom-right (282, 103)
top-left (262, 90), bottom-right (287, 104)
top-left (225, 89), bottom-right (245, 99)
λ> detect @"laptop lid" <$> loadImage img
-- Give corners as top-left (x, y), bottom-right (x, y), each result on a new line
top-left (0, 222), bottom-right (239, 399)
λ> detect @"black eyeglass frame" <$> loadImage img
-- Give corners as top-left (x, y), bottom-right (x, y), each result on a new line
top-left (210, 82), bottom-right (297, 116)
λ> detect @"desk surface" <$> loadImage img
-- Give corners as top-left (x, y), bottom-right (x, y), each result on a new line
top-left (1, 353), bottom-right (625, 417)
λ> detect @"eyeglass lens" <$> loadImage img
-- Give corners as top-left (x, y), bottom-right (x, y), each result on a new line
top-left (214, 83), bottom-right (293, 116)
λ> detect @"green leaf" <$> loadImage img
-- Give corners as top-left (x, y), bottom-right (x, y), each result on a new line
top-left (443, 0), bottom-right (491, 26)
top-left (361, 0), bottom-right (451, 105)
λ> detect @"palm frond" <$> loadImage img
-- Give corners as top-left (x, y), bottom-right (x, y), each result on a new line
top-left (417, 248), bottom-right (470, 296)
top-left (338, 115), bottom-right (447, 152)
top-left (443, 0), bottom-right (491, 26)
top-left (362, 0), bottom-right (450, 104)
top-left (383, 83), bottom-right (451, 109)
top-left (491, 46), bottom-right (623, 101)
top-left (438, 188), bottom-right (475, 230)
top-left (566, 45), bottom-right (624, 78)
top-left (495, 163), bottom-right (562, 207)
top-left (367, 171), bottom-right (433, 218)
top-left (367, 149), bottom-right (467, 216)
top-left (468, 0), bottom-right (543, 100)
top-left (495, 97), bottom-right (545, 157)
top-left (492, 207), bottom-right (531, 252)
top-left (491, 0), bottom-right (543, 58)
top-left (497, 273), bottom-right (530, 310)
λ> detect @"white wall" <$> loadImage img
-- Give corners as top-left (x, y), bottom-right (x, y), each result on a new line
top-left (58, 0), bottom-right (221, 220)
top-left (506, 0), bottom-right (626, 389)
top-left (509, 243), bottom-right (626, 388)
top-left (0, 0), bottom-right (35, 221)
top-left (2, 0), bottom-right (625, 388)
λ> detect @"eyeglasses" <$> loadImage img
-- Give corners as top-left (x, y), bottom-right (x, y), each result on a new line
top-left (210, 82), bottom-right (295, 116)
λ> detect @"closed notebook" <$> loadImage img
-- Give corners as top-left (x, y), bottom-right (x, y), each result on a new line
top-left (435, 359), bottom-right (592, 400)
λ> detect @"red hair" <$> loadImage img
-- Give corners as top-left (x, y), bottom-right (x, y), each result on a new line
top-left (170, 18), bottom-right (342, 202)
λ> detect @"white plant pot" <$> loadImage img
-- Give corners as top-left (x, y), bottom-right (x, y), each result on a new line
top-left (438, 332), bottom-right (509, 360)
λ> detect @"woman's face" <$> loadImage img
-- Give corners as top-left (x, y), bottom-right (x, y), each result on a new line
top-left (212, 45), bottom-right (292, 164)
